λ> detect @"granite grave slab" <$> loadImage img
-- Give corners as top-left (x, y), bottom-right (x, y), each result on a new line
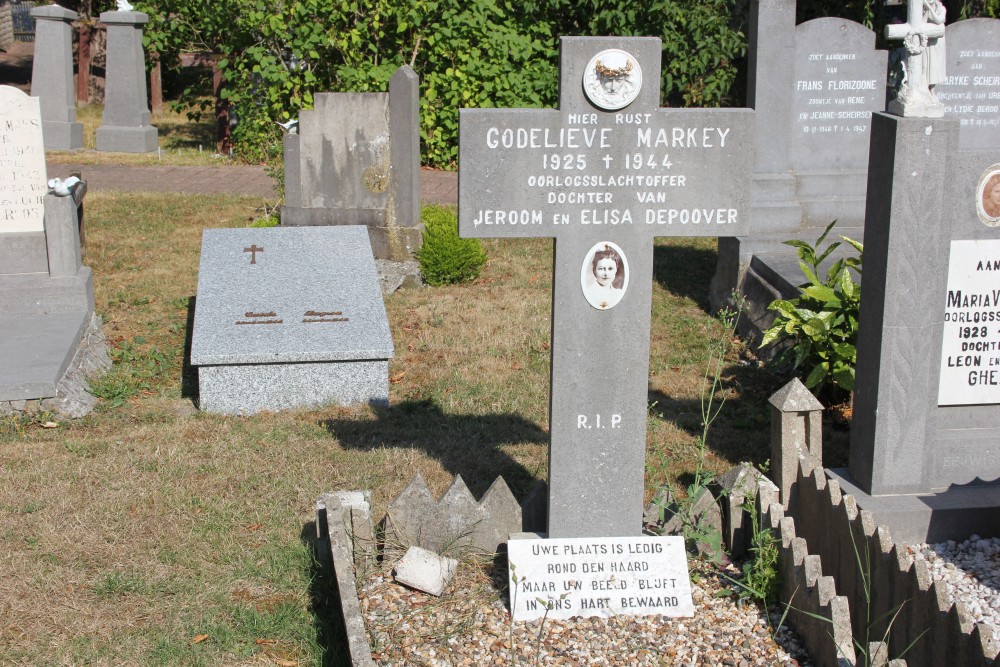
top-left (190, 226), bottom-right (394, 415)
top-left (459, 36), bottom-right (753, 538)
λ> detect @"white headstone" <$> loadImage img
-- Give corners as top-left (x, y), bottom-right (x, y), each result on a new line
top-left (0, 86), bottom-right (47, 234)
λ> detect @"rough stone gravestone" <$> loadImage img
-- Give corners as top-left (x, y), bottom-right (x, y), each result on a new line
top-left (190, 226), bottom-right (394, 415)
top-left (30, 4), bottom-right (82, 150)
top-left (281, 66), bottom-right (422, 261)
top-left (0, 86), bottom-right (107, 417)
top-left (95, 10), bottom-right (158, 153)
top-left (459, 37), bottom-right (753, 538)
top-left (827, 93), bottom-right (1000, 542)
top-left (711, 0), bottom-right (886, 338)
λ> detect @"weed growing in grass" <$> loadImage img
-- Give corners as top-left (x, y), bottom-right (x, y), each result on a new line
top-left (649, 296), bottom-right (744, 560)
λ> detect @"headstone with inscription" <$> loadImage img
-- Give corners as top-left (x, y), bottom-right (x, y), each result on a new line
top-left (0, 86), bottom-right (106, 417)
top-left (934, 19), bottom-right (1000, 151)
top-left (30, 4), bottom-right (83, 150)
top-left (711, 0), bottom-right (887, 336)
top-left (190, 226), bottom-right (394, 415)
top-left (459, 36), bottom-right (753, 543)
top-left (95, 10), bottom-right (158, 153)
top-left (281, 67), bottom-right (422, 262)
top-left (826, 42), bottom-right (1000, 542)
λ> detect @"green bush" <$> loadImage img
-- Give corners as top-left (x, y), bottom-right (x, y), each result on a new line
top-left (760, 221), bottom-right (862, 403)
top-left (417, 206), bottom-right (486, 285)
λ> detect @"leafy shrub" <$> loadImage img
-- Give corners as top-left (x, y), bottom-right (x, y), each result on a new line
top-left (417, 206), bottom-right (486, 286)
top-left (760, 221), bottom-right (862, 403)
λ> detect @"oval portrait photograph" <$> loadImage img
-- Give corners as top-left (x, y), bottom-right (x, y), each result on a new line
top-left (581, 241), bottom-right (629, 311)
top-left (977, 164), bottom-right (1000, 228)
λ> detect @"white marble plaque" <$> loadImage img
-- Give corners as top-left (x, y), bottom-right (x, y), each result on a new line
top-left (0, 86), bottom-right (47, 234)
top-left (507, 535), bottom-right (693, 621)
top-left (939, 239), bottom-right (1000, 405)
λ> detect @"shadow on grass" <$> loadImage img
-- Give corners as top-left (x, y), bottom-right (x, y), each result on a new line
top-left (300, 521), bottom-right (352, 667)
top-left (322, 398), bottom-right (546, 499)
top-left (652, 242), bottom-right (719, 311)
top-left (181, 296), bottom-right (198, 400)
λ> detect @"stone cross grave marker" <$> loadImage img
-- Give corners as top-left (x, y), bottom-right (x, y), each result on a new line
top-left (885, 0), bottom-right (947, 118)
top-left (459, 37), bottom-right (753, 538)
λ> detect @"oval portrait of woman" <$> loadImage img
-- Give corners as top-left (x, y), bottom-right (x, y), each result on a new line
top-left (580, 241), bottom-right (629, 311)
top-left (978, 165), bottom-right (1000, 228)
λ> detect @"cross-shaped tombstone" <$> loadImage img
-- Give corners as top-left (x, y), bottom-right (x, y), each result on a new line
top-left (459, 37), bottom-right (753, 538)
top-left (885, 0), bottom-right (947, 117)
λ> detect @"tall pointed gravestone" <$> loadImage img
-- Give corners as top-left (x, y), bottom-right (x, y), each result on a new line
top-left (95, 9), bottom-right (157, 153)
top-left (828, 14), bottom-right (1000, 544)
top-left (459, 37), bottom-right (753, 538)
top-left (30, 4), bottom-right (83, 150)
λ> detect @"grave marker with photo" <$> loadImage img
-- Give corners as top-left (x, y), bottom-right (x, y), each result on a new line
top-left (459, 36), bottom-right (753, 540)
top-left (827, 20), bottom-right (1000, 544)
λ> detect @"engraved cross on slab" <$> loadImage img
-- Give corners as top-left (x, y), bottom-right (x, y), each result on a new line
top-left (244, 243), bottom-right (264, 264)
top-left (459, 37), bottom-right (753, 538)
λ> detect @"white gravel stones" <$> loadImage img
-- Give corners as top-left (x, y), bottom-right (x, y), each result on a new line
top-left (910, 534), bottom-right (1000, 632)
top-left (360, 562), bottom-right (813, 666)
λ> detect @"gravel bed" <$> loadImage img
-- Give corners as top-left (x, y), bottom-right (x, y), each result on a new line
top-left (909, 534), bottom-right (1000, 632)
top-left (359, 561), bottom-right (814, 666)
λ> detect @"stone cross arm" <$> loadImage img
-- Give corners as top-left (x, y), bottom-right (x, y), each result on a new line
top-left (459, 107), bottom-right (753, 243)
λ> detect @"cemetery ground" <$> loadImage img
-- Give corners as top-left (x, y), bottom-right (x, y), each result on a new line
top-left (0, 191), bottom-right (846, 665)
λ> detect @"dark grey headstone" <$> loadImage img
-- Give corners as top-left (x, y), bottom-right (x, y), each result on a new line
top-left (29, 4), bottom-right (82, 150)
top-left (459, 36), bottom-right (753, 538)
top-left (834, 112), bottom-right (1000, 543)
top-left (936, 19), bottom-right (1000, 151)
top-left (95, 11), bottom-right (158, 153)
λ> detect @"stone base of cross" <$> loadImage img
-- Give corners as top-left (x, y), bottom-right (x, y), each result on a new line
top-left (886, 0), bottom-right (946, 118)
top-left (458, 37), bottom-right (754, 538)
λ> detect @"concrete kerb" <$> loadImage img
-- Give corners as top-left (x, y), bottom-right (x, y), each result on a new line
top-left (316, 492), bottom-right (377, 667)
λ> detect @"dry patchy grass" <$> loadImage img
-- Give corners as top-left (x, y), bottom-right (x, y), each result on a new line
top-left (46, 104), bottom-right (237, 167)
top-left (0, 192), bottom-right (798, 665)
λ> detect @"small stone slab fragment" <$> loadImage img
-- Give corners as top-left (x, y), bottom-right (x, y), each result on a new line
top-left (393, 546), bottom-right (458, 597)
top-left (190, 226), bottom-right (394, 414)
top-left (507, 535), bottom-right (693, 621)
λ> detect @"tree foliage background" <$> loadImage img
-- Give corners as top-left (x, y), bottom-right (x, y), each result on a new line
top-left (114, 0), bottom-right (998, 168)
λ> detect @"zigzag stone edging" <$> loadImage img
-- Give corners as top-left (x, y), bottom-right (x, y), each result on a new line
top-left (736, 455), bottom-right (1000, 666)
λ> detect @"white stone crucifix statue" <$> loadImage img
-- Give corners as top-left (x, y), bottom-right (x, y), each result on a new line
top-left (886, 0), bottom-right (946, 117)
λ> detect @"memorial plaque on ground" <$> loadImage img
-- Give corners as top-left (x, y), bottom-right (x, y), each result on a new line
top-left (935, 19), bottom-right (1000, 150)
top-left (190, 226), bottom-right (394, 415)
top-left (0, 86), bottom-right (46, 234)
top-left (507, 535), bottom-right (693, 621)
top-left (459, 37), bottom-right (753, 538)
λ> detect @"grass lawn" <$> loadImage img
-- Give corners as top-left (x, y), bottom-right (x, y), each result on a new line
top-left (45, 104), bottom-right (250, 167)
top-left (0, 191), bottom-right (834, 665)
